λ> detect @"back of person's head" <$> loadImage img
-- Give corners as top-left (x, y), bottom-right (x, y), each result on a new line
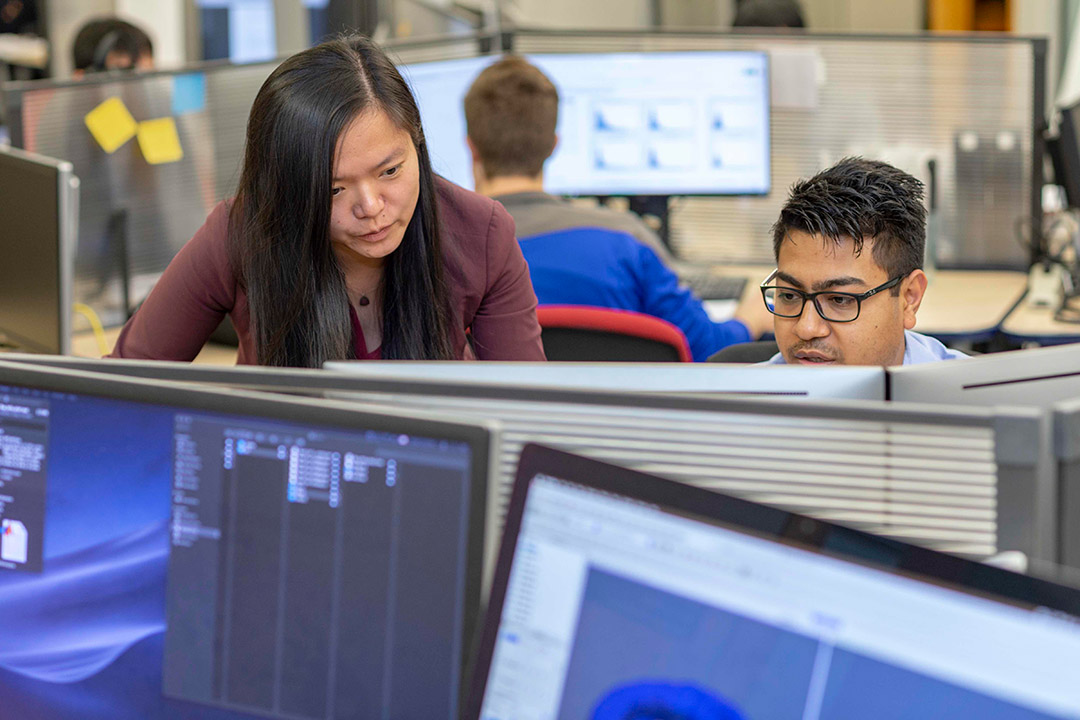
top-left (464, 55), bottom-right (559, 178)
top-left (232, 33), bottom-right (451, 366)
top-left (772, 157), bottom-right (926, 286)
top-left (732, 0), bottom-right (806, 28)
top-left (72, 17), bottom-right (154, 73)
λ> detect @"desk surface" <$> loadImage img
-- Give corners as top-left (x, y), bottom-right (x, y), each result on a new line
top-left (64, 268), bottom-right (1028, 363)
top-left (71, 325), bottom-right (238, 365)
top-left (718, 265), bottom-right (1027, 341)
top-left (1001, 299), bottom-right (1080, 344)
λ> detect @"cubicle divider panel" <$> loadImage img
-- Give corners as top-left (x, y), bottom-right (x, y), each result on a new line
top-left (1053, 399), bottom-right (1080, 570)
top-left (5, 61), bottom-right (276, 325)
top-left (1056, 462), bottom-right (1080, 570)
top-left (0, 35), bottom-right (486, 327)
top-left (512, 30), bottom-right (1043, 270)
top-left (325, 386), bottom-right (1051, 565)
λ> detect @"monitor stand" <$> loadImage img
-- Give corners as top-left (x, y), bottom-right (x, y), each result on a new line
top-left (627, 195), bottom-right (672, 251)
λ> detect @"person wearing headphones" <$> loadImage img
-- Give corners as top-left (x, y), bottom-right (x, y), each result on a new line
top-left (71, 17), bottom-right (153, 77)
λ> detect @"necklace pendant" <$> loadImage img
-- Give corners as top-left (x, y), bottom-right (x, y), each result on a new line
top-left (358, 295), bottom-right (370, 307)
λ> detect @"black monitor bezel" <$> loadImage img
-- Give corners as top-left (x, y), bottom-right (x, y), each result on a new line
top-left (0, 148), bottom-right (72, 355)
top-left (1050, 99), bottom-right (1080, 210)
top-left (0, 359), bottom-right (492, 716)
top-left (463, 443), bottom-right (1080, 719)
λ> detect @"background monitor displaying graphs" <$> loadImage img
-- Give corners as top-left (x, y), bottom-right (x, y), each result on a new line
top-left (403, 50), bottom-right (770, 196)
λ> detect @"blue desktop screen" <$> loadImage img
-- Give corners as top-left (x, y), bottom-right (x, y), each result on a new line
top-left (0, 381), bottom-right (475, 719)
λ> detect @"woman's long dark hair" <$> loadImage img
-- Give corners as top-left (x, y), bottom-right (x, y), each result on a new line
top-left (229, 34), bottom-right (454, 366)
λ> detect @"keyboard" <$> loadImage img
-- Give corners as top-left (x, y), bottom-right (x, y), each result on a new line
top-left (681, 273), bottom-right (748, 301)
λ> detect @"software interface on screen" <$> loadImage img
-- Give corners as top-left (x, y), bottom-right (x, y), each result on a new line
top-left (0, 382), bottom-right (476, 720)
top-left (403, 51), bottom-right (770, 196)
top-left (479, 475), bottom-right (1080, 720)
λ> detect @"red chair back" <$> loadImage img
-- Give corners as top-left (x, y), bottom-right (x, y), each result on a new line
top-left (535, 305), bottom-right (693, 362)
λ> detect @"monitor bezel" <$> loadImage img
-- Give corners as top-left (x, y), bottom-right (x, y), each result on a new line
top-left (1050, 98), bottom-right (1080, 209)
top-left (0, 359), bottom-right (493, 713)
top-left (463, 443), bottom-right (1080, 719)
top-left (0, 352), bottom-right (1010, 427)
top-left (0, 147), bottom-right (76, 355)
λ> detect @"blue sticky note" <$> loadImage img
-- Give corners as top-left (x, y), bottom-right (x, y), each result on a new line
top-left (172, 73), bottom-right (206, 116)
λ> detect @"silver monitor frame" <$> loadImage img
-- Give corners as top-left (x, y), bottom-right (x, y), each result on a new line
top-left (1053, 396), bottom-right (1080, 570)
top-left (324, 361), bottom-right (887, 400)
top-left (0, 146), bottom-right (79, 355)
top-left (889, 344), bottom-right (1080, 408)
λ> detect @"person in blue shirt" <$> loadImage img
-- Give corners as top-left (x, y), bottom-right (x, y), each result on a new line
top-left (462, 55), bottom-right (772, 362)
top-left (763, 157), bottom-right (967, 366)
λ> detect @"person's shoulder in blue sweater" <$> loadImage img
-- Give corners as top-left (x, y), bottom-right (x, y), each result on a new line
top-left (518, 226), bottom-right (755, 361)
top-left (461, 55), bottom-right (771, 361)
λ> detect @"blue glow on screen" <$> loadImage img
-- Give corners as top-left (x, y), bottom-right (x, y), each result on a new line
top-left (0, 391), bottom-right (246, 719)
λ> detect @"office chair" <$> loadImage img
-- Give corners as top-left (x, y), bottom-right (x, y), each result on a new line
top-left (707, 340), bottom-right (779, 363)
top-left (536, 305), bottom-right (692, 362)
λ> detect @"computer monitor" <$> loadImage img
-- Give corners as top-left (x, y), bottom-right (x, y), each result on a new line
top-left (466, 444), bottom-right (1080, 720)
top-left (0, 360), bottom-right (490, 719)
top-left (0, 146), bottom-right (79, 354)
top-left (0, 355), bottom-right (888, 400)
top-left (888, 344), bottom-right (1080, 408)
top-left (1049, 99), bottom-right (1080, 209)
top-left (403, 50), bottom-right (771, 196)
top-left (323, 361), bottom-right (885, 399)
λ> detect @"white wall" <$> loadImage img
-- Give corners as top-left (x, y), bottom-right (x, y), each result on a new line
top-left (504, 0), bottom-right (652, 29)
top-left (114, 0), bottom-right (187, 69)
top-left (46, 0), bottom-right (112, 77)
top-left (1011, 0), bottom-right (1063, 117)
top-left (801, 0), bottom-right (921, 32)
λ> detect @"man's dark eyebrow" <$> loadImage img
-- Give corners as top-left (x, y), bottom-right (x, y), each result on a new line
top-left (775, 271), bottom-right (804, 289)
top-left (776, 272), bottom-right (868, 292)
top-left (813, 276), bottom-right (867, 292)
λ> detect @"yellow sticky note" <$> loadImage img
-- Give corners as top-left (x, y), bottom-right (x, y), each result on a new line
top-left (84, 97), bottom-right (137, 154)
top-left (136, 117), bottom-right (184, 165)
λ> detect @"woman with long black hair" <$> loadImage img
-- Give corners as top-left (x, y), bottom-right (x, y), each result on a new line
top-left (110, 34), bottom-right (544, 366)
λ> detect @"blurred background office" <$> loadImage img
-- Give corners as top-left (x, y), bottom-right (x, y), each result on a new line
top-left (6, 0), bottom-right (1080, 359)
top-left (10, 1), bottom-right (1067, 92)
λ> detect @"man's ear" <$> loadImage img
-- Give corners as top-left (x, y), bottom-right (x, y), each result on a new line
top-left (900, 269), bottom-right (929, 330)
top-left (466, 136), bottom-right (487, 187)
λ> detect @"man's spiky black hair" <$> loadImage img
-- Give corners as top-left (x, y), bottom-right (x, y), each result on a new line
top-left (772, 157), bottom-right (926, 286)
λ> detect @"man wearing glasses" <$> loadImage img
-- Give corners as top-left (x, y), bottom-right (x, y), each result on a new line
top-left (761, 157), bottom-right (966, 366)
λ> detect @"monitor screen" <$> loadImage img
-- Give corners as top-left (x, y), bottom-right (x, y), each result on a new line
top-left (403, 51), bottom-right (771, 196)
top-left (0, 363), bottom-right (487, 719)
top-left (469, 445), bottom-right (1080, 720)
top-left (0, 147), bottom-right (77, 354)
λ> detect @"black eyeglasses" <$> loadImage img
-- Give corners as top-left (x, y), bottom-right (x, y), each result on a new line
top-left (760, 270), bottom-right (906, 323)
